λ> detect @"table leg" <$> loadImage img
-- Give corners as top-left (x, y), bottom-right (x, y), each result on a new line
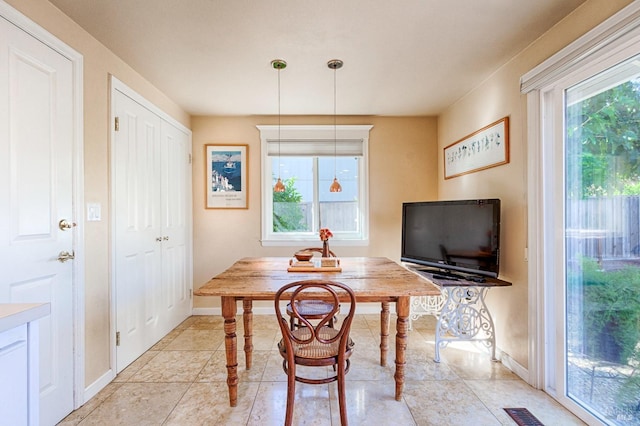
top-left (242, 299), bottom-right (253, 370)
top-left (394, 296), bottom-right (410, 401)
top-left (380, 302), bottom-right (390, 366)
top-left (221, 296), bottom-right (238, 407)
top-left (478, 287), bottom-right (497, 361)
top-left (433, 287), bottom-right (451, 363)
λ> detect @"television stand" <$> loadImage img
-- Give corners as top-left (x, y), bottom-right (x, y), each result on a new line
top-left (432, 272), bottom-right (464, 281)
top-left (405, 264), bottom-right (511, 363)
top-left (428, 270), bottom-right (464, 280)
top-left (415, 267), bottom-right (484, 282)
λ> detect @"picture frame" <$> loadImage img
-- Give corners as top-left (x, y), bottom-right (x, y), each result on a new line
top-left (444, 116), bottom-right (509, 179)
top-left (205, 144), bottom-right (248, 209)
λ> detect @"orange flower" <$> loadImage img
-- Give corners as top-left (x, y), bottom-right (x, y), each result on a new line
top-left (319, 228), bottom-right (333, 241)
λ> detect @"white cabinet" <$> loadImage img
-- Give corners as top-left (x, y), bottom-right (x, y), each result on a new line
top-left (0, 303), bottom-right (50, 426)
top-left (0, 324), bottom-right (28, 425)
top-left (112, 78), bottom-right (192, 372)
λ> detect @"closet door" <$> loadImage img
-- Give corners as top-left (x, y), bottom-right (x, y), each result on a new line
top-left (159, 120), bottom-right (192, 336)
top-left (112, 81), bottom-right (192, 373)
top-left (113, 91), bottom-right (163, 371)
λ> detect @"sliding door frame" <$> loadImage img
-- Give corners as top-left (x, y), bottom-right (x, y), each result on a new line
top-left (523, 2), bottom-right (640, 424)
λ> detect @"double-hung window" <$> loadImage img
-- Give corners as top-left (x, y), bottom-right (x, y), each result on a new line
top-left (258, 125), bottom-right (372, 245)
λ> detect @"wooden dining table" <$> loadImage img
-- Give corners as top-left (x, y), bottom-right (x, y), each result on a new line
top-left (194, 256), bottom-right (440, 407)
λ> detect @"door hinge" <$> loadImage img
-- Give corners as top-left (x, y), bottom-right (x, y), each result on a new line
top-left (188, 153), bottom-right (192, 164)
top-left (114, 116), bottom-right (120, 131)
top-left (116, 331), bottom-right (120, 346)
top-left (189, 289), bottom-right (192, 299)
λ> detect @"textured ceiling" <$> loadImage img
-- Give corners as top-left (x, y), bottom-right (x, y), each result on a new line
top-left (50, 0), bottom-right (586, 116)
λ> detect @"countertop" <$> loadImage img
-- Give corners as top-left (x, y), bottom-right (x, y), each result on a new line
top-left (0, 303), bottom-right (50, 333)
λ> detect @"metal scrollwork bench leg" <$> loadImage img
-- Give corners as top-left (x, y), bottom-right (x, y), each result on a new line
top-left (434, 285), bottom-right (496, 363)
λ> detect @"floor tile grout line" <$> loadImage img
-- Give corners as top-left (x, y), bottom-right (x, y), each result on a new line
top-left (460, 377), bottom-right (505, 425)
top-left (159, 380), bottom-right (196, 425)
top-left (161, 338), bottom-right (214, 425)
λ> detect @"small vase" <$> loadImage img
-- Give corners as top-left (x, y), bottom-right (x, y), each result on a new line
top-left (322, 240), bottom-right (330, 257)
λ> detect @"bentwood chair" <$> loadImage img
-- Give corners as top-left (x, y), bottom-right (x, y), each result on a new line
top-left (275, 280), bottom-right (356, 426)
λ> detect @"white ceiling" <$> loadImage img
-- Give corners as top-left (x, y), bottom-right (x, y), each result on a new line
top-left (50, 0), bottom-right (586, 116)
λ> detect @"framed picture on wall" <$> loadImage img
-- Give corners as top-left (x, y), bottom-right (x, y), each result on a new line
top-left (205, 144), bottom-right (248, 209)
top-left (444, 116), bottom-right (509, 179)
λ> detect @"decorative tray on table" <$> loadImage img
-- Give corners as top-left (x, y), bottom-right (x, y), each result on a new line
top-left (287, 257), bottom-right (342, 272)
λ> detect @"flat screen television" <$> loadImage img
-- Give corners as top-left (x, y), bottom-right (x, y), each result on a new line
top-left (401, 199), bottom-right (501, 278)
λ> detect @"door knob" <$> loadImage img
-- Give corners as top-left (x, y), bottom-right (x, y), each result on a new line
top-left (57, 251), bottom-right (75, 263)
top-left (59, 219), bottom-right (77, 231)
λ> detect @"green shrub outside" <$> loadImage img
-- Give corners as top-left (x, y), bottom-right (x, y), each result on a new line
top-left (569, 258), bottom-right (640, 365)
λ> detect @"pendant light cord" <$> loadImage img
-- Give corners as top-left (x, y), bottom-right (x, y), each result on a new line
top-left (278, 66), bottom-right (281, 180)
top-left (327, 59), bottom-right (342, 193)
top-left (271, 59), bottom-right (286, 193)
top-left (333, 64), bottom-right (337, 178)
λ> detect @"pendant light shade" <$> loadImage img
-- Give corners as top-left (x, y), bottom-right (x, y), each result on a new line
top-left (328, 59), bottom-right (343, 193)
top-left (329, 177), bottom-right (342, 192)
top-left (272, 59), bottom-right (287, 193)
top-left (274, 177), bottom-right (285, 192)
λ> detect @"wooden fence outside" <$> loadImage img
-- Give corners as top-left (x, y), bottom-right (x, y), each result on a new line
top-left (274, 201), bottom-right (359, 232)
top-left (566, 196), bottom-right (640, 261)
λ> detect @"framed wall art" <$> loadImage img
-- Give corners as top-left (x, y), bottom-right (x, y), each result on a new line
top-left (205, 144), bottom-right (248, 209)
top-left (444, 116), bottom-right (509, 179)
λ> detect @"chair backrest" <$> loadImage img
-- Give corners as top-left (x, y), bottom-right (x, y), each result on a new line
top-left (275, 280), bottom-right (355, 349)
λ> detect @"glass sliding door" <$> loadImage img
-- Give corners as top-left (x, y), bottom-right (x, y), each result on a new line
top-left (565, 54), bottom-right (640, 425)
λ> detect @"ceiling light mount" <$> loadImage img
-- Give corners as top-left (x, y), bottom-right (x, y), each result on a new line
top-left (327, 59), bottom-right (343, 70)
top-left (271, 59), bottom-right (287, 70)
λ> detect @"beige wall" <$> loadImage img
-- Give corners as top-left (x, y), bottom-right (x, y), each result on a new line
top-left (192, 115), bottom-right (438, 308)
top-left (437, 0), bottom-right (633, 369)
top-left (5, 0), bottom-right (190, 387)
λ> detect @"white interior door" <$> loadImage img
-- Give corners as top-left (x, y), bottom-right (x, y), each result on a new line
top-left (113, 90), bottom-right (163, 372)
top-left (160, 120), bottom-right (192, 332)
top-left (0, 15), bottom-right (76, 425)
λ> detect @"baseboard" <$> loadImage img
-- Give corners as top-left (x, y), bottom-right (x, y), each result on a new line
top-left (192, 302), bottom-right (390, 316)
top-left (497, 348), bottom-right (529, 383)
top-left (191, 307), bottom-right (219, 315)
top-left (82, 368), bottom-right (115, 405)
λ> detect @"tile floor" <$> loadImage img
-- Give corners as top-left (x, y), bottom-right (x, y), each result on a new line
top-left (59, 313), bottom-right (585, 425)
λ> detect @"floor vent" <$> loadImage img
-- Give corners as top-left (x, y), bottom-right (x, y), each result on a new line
top-left (503, 408), bottom-right (544, 426)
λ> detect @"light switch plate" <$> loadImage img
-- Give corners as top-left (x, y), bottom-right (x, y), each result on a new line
top-left (87, 203), bottom-right (101, 221)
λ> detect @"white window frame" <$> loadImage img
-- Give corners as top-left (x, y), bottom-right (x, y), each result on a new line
top-left (258, 124), bottom-right (372, 246)
top-left (521, 2), bottom-right (640, 424)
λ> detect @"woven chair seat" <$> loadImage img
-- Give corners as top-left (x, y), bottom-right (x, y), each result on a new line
top-left (287, 300), bottom-right (336, 317)
top-left (278, 326), bottom-right (354, 360)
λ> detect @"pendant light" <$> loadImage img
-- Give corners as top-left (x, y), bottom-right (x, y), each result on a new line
top-left (328, 59), bottom-right (343, 193)
top-left (272, 59), bottom-right (287, 193)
